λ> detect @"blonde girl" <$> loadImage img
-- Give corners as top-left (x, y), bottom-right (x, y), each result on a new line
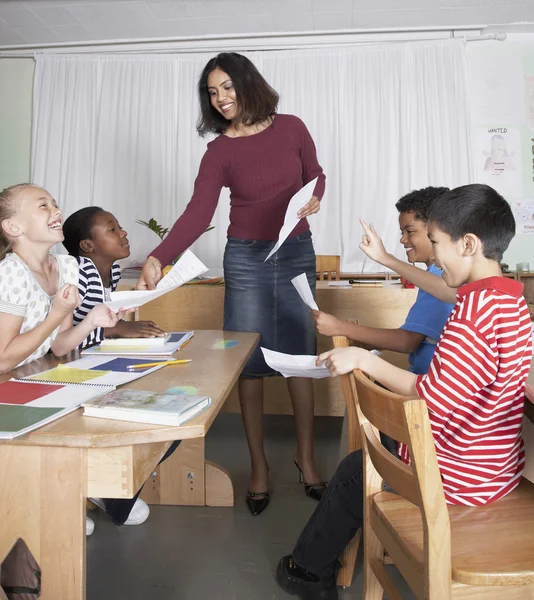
top-left (0, 184), bottom-right (123, 374)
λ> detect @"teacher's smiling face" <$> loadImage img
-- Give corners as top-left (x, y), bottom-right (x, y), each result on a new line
top-left (207, 68), bottom-right (238, 121)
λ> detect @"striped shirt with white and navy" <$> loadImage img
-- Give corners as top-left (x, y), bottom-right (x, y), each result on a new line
top-left (73, 256), bottom-right (121, 348)
top-left (400, 276), bottom-right (533, 506)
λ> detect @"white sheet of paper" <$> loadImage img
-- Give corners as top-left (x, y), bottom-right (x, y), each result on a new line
top-left (104, 288), bottom-right (174, 311)
top-left (264, 177), bottom-right (318, 262)
top-left (156, 249), bottom-right (208, 290)
top-left (291, 273), bottom-right (318, 311)
top-left (261, 347), bottom-right (330, 379)
top-left (105, 250), bottom-right (207, 310)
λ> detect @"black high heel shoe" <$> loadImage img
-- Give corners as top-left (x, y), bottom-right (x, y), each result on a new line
top-left (246, 491), bottom-right (270, 516)
top-left (294, 461), bottom-right (327, 501)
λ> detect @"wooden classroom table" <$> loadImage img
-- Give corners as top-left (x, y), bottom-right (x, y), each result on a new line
top-left (134, 280), bottom-right (418, 416)
top-left (0, 330), bottom-right (258, 600)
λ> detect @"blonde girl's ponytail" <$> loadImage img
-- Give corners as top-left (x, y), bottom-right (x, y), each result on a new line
top-left (0, 184), bottom-right (33, 261)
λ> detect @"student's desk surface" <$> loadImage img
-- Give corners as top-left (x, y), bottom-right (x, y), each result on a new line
top-left (133, 279), bottom-right (419, 416)
top-left (0, 330), bottom-right (258, 600)
top-left (0, 330), bottom-right (258, 448)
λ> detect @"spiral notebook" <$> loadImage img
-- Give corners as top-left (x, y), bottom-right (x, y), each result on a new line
top-left (0, 379), bottom-right (115, 439)
top-left (20, 357), bottom-right (167, 387)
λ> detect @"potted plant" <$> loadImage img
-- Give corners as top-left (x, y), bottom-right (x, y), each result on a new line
top-left (136, 218), bottom-right (215, 273)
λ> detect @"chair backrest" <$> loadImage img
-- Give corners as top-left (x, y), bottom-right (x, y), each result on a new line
top-left (333, 336), bottom-right (360, 454)
top-left (525, 398), bottom-right (534, 425)
top-left (351, 369), bottom-right (452, 596)
top-left (316, 255), bottom-right (341, 281)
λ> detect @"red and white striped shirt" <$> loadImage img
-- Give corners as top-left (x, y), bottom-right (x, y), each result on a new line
top-left (400, 277), bottom-right (532, 506)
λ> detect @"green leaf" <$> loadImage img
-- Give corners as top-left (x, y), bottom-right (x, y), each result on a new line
top-left (136, 219), bottom-right (214, 241)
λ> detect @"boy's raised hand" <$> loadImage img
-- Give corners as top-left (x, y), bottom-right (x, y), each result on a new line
top-left (317, 347), bottom-right (370, 377)
top-left (359, 219), bottom-right (389, 266)
top-left (51, 284), bottom-right (81, 318)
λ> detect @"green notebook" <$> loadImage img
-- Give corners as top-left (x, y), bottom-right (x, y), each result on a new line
top-left (0, 379), bottom-right (116, 440)
top-left (0, 405), bottom-right (63, 434)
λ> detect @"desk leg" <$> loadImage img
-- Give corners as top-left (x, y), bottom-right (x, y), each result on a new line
top-left (205, 461), bottom-right (233, 507)
top-left (0, 445), bottom-right (86, 600)
top-left (141, 439), bottom-right (234, 507)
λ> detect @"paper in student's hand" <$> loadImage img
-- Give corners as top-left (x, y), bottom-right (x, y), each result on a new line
top-left (104, 250), bottom-right (207, 311)
top-left (104, 288), bottom-right (173, 311)
top-left (156, 249), bottom-right (208, 290)
top-left (261, 347), bottom-right (330, 379)
top-left (291, 273), bottom-right (319, 311)
top-left (264, 178), bottom-right (318, 262)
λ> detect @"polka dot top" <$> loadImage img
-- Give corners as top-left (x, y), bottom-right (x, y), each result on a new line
top-left (0, 253), bottom-right (79, 367)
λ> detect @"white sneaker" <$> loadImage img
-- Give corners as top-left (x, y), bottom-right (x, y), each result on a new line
top-left (86, 516), bottom-right (95, 536)
top-left (124, 498), bottom-right (150, 525)
top-left (88, 497), bottom-right (150, 525)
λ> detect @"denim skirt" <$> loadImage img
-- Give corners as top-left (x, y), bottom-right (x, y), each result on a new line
top-left (223, 230), bottom-right (317, 378)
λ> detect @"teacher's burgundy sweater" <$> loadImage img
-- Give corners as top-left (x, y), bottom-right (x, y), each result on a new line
top-left (150, 114), bottom-right (326, 267)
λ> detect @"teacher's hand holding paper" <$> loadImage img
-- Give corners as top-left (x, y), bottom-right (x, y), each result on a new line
top-left (297, 195), bottom-right (321, 218)
top-left (108, 250), bottom-right (208, 311)
top-left (265, 178), bottom-right (318, 262)
top-left (136, 256), bottom-right (163, 291)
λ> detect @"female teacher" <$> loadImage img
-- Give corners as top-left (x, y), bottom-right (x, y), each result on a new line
top-left (137, 53), bottom-right (326, 516)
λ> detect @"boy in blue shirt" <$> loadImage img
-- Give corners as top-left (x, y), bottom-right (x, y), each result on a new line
top-left (313, 186), bottom-right (454, 377)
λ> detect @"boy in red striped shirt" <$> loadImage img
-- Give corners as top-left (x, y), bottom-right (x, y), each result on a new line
top-left (277, 184), bottom-right (532, 600)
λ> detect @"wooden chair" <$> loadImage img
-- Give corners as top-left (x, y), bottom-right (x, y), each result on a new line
top-left (333, 336), bottom-right (362, 587)
top-left (316, 255), bottom-right (341, 281)
top-left (352, 369), bottom-right (534, 600)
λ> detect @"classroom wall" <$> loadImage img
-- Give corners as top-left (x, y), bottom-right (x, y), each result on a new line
top-left (0, 58), bottom-right (34, 190)
top-left (466, 36), bottom-right (534, 270)
top-left (1, 37), bottom-right (534, 270)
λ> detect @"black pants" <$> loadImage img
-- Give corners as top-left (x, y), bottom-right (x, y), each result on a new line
top-left (292, 428), bottom-right (398, 578)
top-left (293, 450), bottom-right (364, 578)
top-left (101, 440), bottom-right (181, 525)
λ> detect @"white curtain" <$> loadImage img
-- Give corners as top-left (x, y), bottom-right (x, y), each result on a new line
top-left (32, 39), bottom-right (471, 272)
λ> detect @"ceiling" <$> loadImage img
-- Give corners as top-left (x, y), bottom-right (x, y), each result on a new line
top-left (0, 0), bottom-right (533, 48)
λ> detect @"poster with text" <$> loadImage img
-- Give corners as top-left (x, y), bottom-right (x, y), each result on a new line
top-left (476, 127), bottom-right (522, 198)
top-left (512, 199), bottom-right (534, 235)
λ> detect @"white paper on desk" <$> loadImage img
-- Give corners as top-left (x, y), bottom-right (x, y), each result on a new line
top-left (156, 249), bottom-right (208, 290)
top-left (291, 273), bottom-right (319, 311)
top-left (261, 347), bottom-right (330, 379)
top-left (327, 281), bottom-right (351, 287)
top-left (264, 178), bottom-right (318, 262)
top-left (104, 250), bottom-right (208, 310)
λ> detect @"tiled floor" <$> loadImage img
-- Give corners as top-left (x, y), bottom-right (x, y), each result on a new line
top-left (87, 413), bottom-right (414, 599)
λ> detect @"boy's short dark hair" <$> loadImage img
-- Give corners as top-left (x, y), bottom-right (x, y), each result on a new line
top-left (62, 206), bottom-right (104, 257)
top-left (427, 184), bottom-right (515, 262)
top-left (395, 186), bottom-right (450, 222)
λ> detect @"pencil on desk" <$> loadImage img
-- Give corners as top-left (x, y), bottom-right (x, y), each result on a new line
top-left (126, 359), bottom-right (192, 370)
